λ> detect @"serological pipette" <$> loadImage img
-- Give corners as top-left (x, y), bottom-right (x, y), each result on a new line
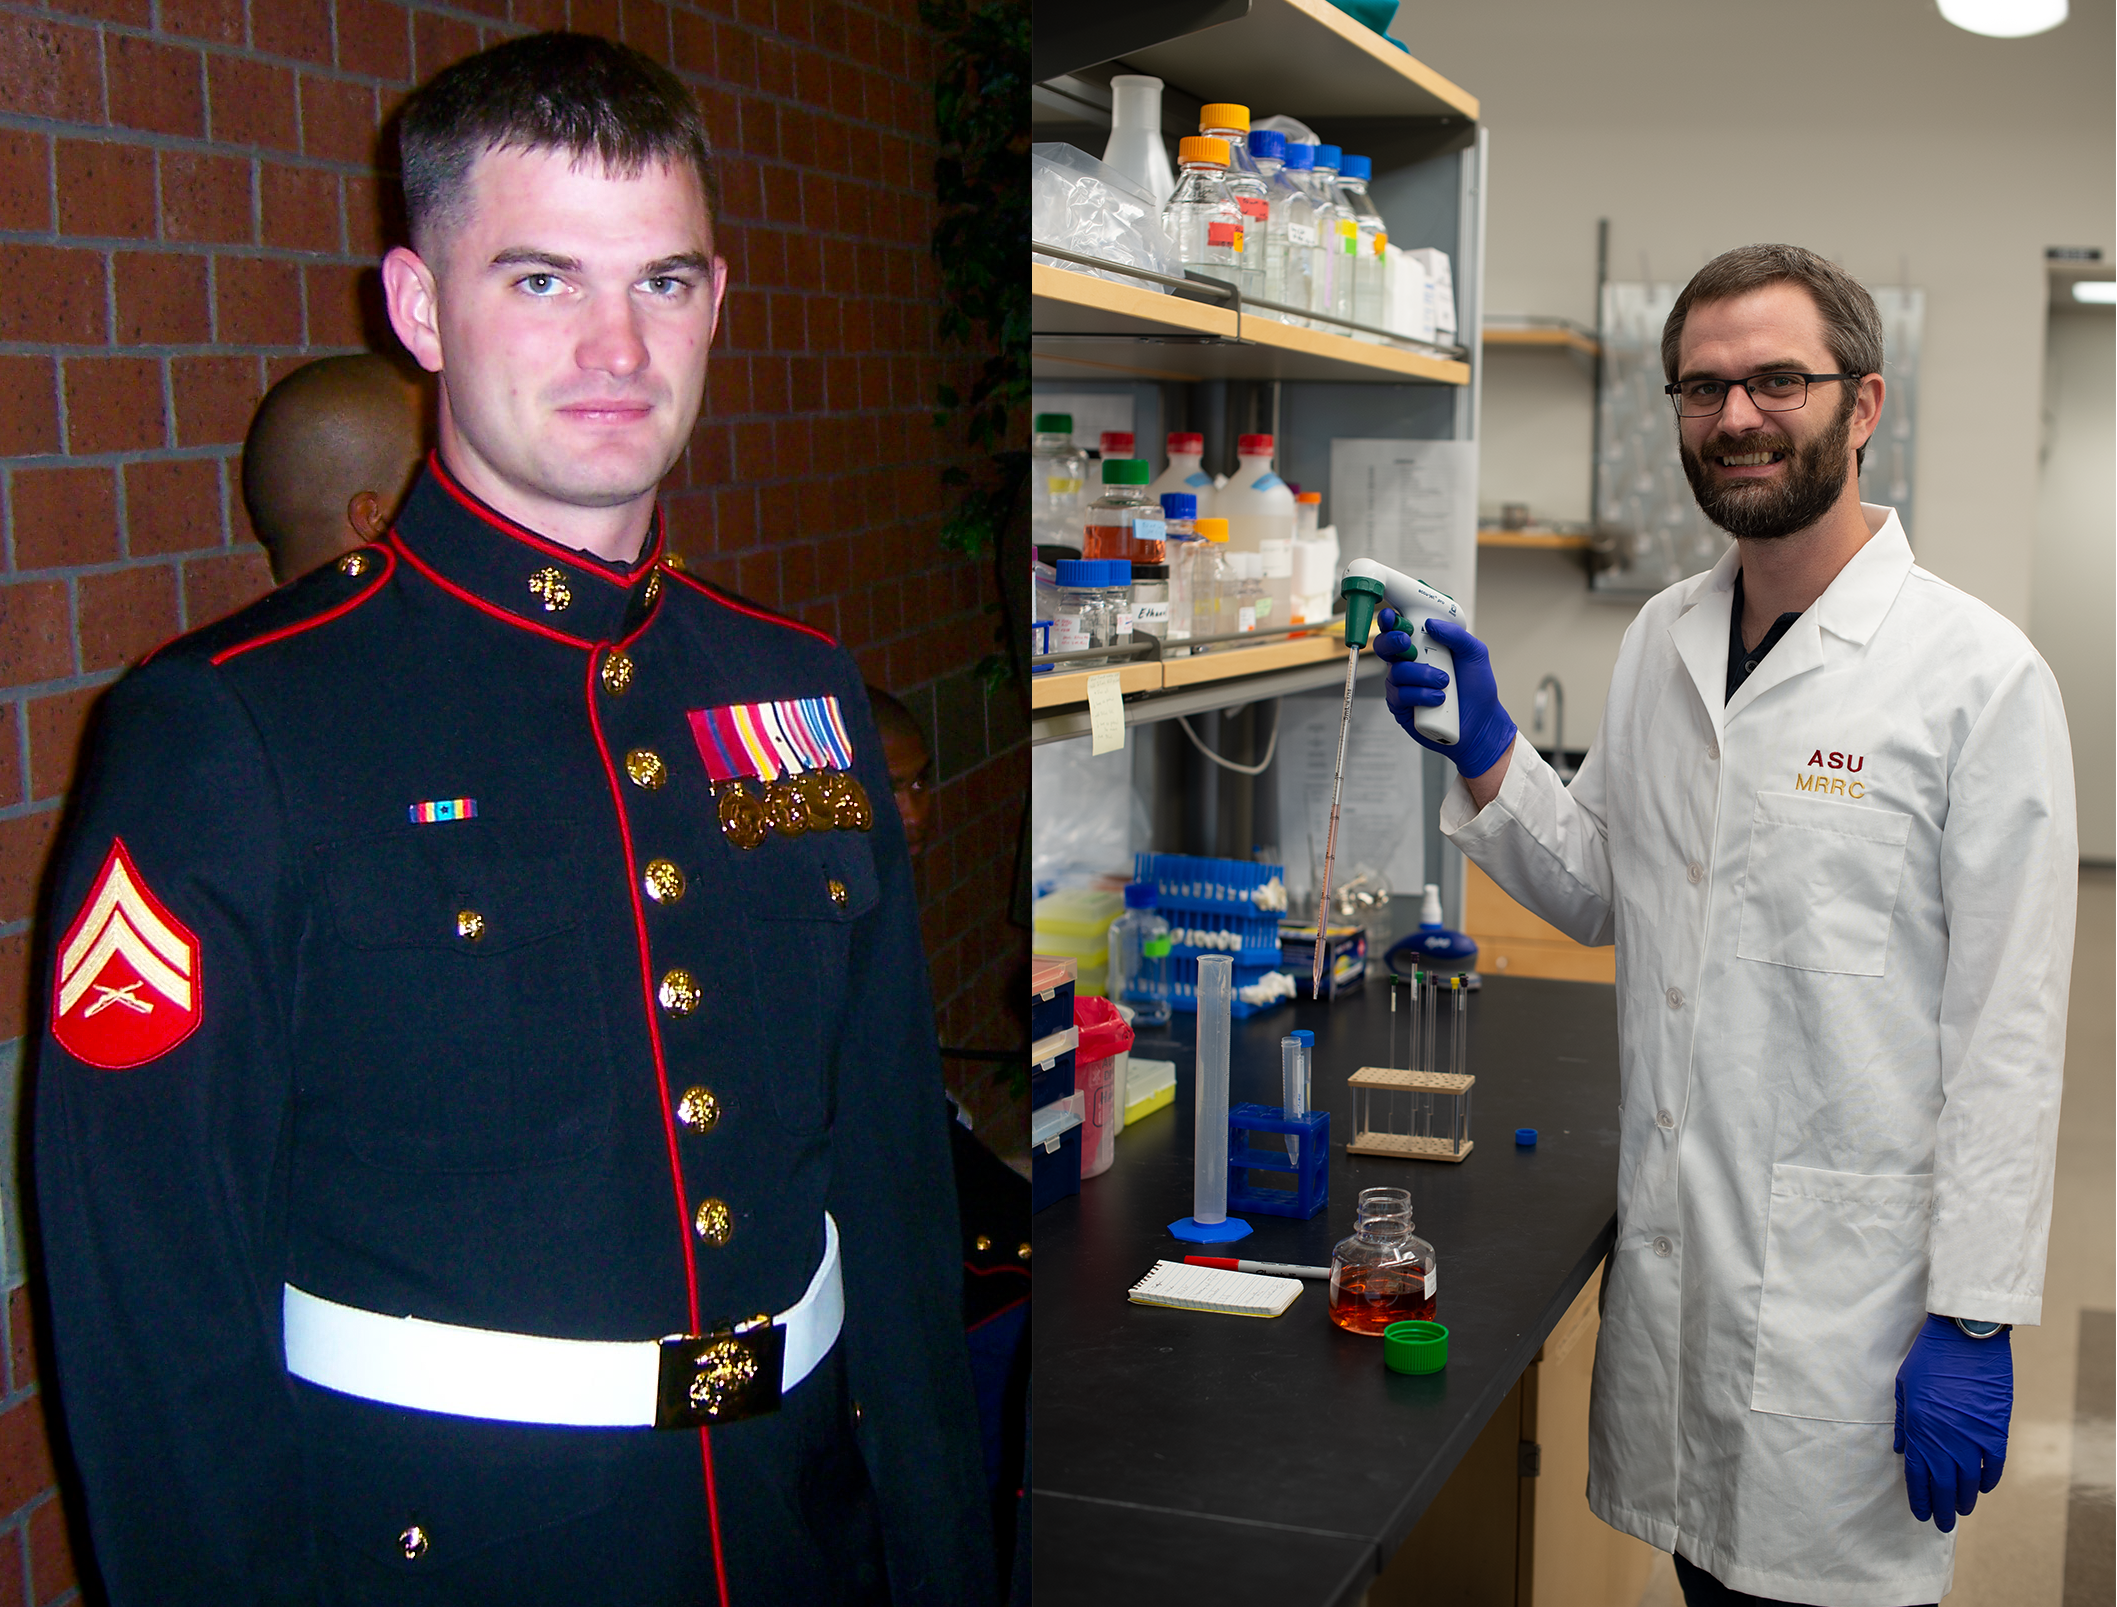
top-left (1314, 573), bottom-right (1388, 997)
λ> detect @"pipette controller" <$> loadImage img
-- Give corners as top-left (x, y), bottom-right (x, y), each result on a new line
top-left (1340, 559), bottom-right (1465, 746)
top-left (1312, 562), bottom-right (1465, 996)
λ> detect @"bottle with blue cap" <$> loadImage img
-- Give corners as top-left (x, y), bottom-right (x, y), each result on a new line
top-left (1099, 558), bottom-right (1136, 644)
top-left (1246, 128), bottom-right (1313, 326)
top-left (1107, 883), bottom-right (1172, 1025)
top-left (1336, 155), bottom-right (1389, 336)
top-left (1285, 144), bottom-right (1330, 323)
top-left (1050, 559), bottom-right (1110, 662)
top-left (1311, 145), bottom-right (1356, 322)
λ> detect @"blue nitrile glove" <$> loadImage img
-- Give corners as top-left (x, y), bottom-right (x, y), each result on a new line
top-left (1373, 609), bottom-right (1518, 779)
top-left (1894, 1315), bottom-right (2013, 1533)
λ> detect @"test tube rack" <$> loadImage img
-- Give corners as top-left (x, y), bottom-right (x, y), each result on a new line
top-left (1347, 972), bottom-right (1474, 1163)
top-left (1131, 852), bottom-right (1288, 1018)
top-left (1225, 1105), bottom-right (1330, 1219)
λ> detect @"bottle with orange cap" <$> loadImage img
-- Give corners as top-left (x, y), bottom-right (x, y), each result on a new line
top-left (1199, 104), bottom-right (1268, 305)
top-left (1164, 137), bottom-right (1246, 299)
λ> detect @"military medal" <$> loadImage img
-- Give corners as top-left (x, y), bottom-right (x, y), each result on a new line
top-left (687, 694), bottom-right (865, 847)
top-left (834, 777), bottom-right (874, 833)
top-left (716, 783), bottom-right (766, 849)
top-left (763, 779), bottom-right (811, 837)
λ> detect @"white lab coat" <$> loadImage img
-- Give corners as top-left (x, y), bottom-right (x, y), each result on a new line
top-left (1441, 508), bottom-right (2075, 1605)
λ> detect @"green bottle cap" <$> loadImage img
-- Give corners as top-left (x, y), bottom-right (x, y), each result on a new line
top-left (1102, 458), bottom-right (1152, 485)
top-left (1035, 413), bottom-right (1073, 433)
top-left (1383, 1319), bottom-right (1448, 1374)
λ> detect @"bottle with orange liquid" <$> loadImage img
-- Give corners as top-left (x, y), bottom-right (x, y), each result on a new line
top-left (1328, 1186), bottom-right (1437, 1335)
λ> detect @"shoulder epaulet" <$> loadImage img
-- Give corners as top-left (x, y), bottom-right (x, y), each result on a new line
top-left (145, 545), bottom-right (395, 669)
top-left (662, 563), bottom-right (838, 647)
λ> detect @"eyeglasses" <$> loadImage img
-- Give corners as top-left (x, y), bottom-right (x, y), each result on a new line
top-left (1664, 372), bottom-right (1859, 418)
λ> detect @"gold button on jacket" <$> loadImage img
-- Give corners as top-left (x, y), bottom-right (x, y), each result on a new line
top-left (693, 1197), bottom-right (733, 1246)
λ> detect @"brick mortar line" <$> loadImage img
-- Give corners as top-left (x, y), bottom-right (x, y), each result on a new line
top-left (0, 798), bottom-right (62, 825)
top-left (0, 446), bottom-right (238, 470)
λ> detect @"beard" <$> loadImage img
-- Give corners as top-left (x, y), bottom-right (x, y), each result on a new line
top-left (1680, 388), bottom-right (1857, 540)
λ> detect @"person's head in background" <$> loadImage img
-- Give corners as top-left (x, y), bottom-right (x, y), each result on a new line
top-left (866, 686), bottom-right (933, 856)
top-left (241, 354), bottom-right (430, 583)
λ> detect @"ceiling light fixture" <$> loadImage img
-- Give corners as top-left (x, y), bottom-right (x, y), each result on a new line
top-left (2072, 280), bottom-right (2117, 305)
top-left (1938, 0), bottom-right (2067, 37)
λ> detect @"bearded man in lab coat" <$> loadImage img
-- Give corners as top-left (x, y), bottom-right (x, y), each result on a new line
top-left (1374, 243), bottom-right (2075, 1607)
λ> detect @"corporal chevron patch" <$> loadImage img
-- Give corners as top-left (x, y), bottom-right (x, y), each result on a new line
top-left (51, 838), bottom-right (203, 1069)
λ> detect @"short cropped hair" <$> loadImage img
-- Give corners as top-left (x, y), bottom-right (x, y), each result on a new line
top-left (1661, 244), bottom-right (1885, 468)
top-left (398, 31), bottom-right (721, 259)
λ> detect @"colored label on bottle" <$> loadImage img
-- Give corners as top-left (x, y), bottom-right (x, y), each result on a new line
top-left (1254, 596), bottom-right (1272, 620)
top-left (1288, 222), bottom-right (1317, 247)
top-left (1237, 606), bottom-right (1256, 632)
top-left (1237, 195), bottom-right (1268, 221)
top-left (1373, 232), bottom-right (1389, 257)
top-left (1132, 518), bottom-right (1166, 543)
top-left (1207, 221), bottom-right (1242, 251)
top-left (1249, 472), bottom-right (1286, 491)
top-left (1184, 472), bottom-right (1212, 488)
top-left (1045, 477), bottom-right (1081, 496)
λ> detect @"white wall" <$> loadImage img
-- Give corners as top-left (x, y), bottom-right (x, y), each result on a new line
top-left (1387, 0), bottom-right (2114, 753)
top-left (2029, 306), bottom-right (2115, 862)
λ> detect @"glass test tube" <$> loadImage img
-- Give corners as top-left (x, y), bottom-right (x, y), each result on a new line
top-left (1421, 973), bottom-right (1438, 1136)
top-left (1193, 955), bottom-right (1234, 1226)
top-left (1453, 976), bottom-right (1470, 1154)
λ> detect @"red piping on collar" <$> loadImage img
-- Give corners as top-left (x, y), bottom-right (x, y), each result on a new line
top-left (425, 451), bottom-right (668, 586)
top-left (388, 531), bottom-right (613, 650)
top-left (580, 650), bottom-right (729, 1607)
top-left (207, 546), bottom-right (397, 666)
top-left (663, 564), bottom-right (837, 646)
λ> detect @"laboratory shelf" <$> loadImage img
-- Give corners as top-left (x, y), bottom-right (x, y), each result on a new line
top-left (1033, 264), bottom-right (1473, 387)
top-left (1102, 0), bottom-right (1479, 123)
top-left (1033, 642), bottom-right (1383, 745)
top-left (1029, 658), bottom-right (1164, 711)
top-left (1476, 528), bottom-right (1593, 551)
top-left (1481, 323), bottom-right (1600, 358)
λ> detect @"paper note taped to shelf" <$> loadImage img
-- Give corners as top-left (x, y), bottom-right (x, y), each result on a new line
top-left (1328, 437), bottom-right (1478, 623)
top-left (1086, 671), bottom-right (1126, 755)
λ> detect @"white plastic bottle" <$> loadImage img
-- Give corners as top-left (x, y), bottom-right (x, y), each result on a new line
top-left (1337, 155), bottom-right (1388, 339)
top-left (1216, 433), bottom-right (1296, 555)
top-left (1198, 104), bottom-right (1267, 303)
top-left (1312, 145), bottom-right (1357, 325)
top-left (1247, 129), bottom-right (1313, 326)
top-left (1163, 137), bottom-right (1244, 299)
top-left (1150, 431), bottom-right (1216, 514)
top-left (1032, 413), bottom-right (1089, 550)
top-left (1258, 536), bottom-right (1293, 633)
top-left (1102, 75), bottom-right (1176, 211)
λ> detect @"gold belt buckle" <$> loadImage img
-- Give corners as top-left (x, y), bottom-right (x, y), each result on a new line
top-left (655, 1314), bottom-right (783, 1428)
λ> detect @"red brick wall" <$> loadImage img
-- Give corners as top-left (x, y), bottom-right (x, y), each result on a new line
top-left (0, 2), bottom-right (1025, 1591)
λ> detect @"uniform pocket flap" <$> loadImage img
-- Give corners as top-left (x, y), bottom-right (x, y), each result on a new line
top-left (1751, 790), bottom-right (1912, 846)
top-left (734, 831), bottom-right (879, 924)
top-left (318, 821), bottom-right (582, 953)
top-left (1769, 1162), bottom-right (1934, 1211)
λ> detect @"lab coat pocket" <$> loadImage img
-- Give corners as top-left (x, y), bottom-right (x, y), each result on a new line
top-left (1735, 792), bottom-right (1911, 975)
top-left (1750, 1164), bottom-right (1932, 1423)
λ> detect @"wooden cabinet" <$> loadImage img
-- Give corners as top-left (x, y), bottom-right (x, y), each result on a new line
top-left (1362, 1265), bottom-right (1663, 1607)
top-left (1464, 859), bottom-right (1615, 984)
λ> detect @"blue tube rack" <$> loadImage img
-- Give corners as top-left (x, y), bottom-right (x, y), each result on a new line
top-left (1225, 1104), bottom-right (1329, 1219)
top-left (1133, 853), bottom-right (1288, 1018)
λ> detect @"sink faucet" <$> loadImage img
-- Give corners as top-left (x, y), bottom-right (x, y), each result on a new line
top-left (1533, 675), bottom-right (1570, 780)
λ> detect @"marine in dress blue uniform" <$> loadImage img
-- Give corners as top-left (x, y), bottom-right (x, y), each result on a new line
top-left (33, 452), bottom-right (991, 1604)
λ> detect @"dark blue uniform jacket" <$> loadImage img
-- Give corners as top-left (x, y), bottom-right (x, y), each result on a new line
top-left (32, 459), bottom-right (992, 1605)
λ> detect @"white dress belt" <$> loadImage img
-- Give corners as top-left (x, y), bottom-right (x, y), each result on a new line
top-left (283, 1212), bottom-right (843, 1428)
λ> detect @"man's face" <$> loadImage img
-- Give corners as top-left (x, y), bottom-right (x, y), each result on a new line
top-left (1674, 283), bottom-right (1878, 541)
top-left (881, 728), bottom-right (933, 856)
top-left (395, 145), bottom-right (726, 523)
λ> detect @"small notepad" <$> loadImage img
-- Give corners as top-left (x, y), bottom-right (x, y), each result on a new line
top-left (1127, 1259), bottom-right (1303, 1319)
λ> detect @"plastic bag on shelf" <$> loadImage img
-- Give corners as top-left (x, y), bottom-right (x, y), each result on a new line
top-left (1032, 142), bottom-right (1182, 294)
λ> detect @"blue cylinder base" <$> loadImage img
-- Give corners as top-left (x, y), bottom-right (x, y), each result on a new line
top-left (1168, 1215), bottom-right (1254, 1244)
